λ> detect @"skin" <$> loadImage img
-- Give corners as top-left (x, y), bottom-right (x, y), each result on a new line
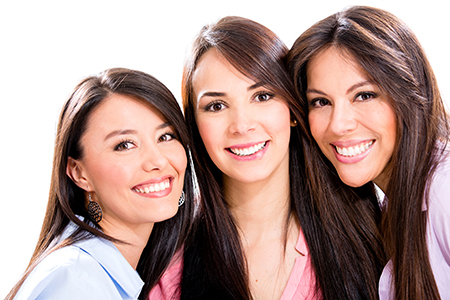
top-left (66, 94), bottom-right (187, 268)
top-left (192, 48), bottom-right (301, 300)
top-left (307, 47), bottom-right (396, 192)
top-left (193, 48), bottom-right (292, 188)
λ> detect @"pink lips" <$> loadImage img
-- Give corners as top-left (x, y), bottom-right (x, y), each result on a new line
top-left (132, 176), bottom-right (173, 198)
top-left (227, 141), bottom-right (269, 161)
top-left (331, 139), bottom-right (374, 164)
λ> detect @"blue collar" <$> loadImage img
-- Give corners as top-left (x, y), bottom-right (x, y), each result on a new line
top-left (63, 219), bottom-right (144, 299)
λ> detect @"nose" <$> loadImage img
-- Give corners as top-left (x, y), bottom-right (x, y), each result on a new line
top-left (228, 105), bottom-right (255, 135)
top-left (328, 101), bottom-right (357, 136)
top-left (142, 144), bottom-right (168, 172)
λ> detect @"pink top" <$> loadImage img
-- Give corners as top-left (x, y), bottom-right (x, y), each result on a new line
top-left (148, 229), bottom-right (319, 300)
top-left (378, 155), bottom-right (450, 299)
top-left (148, 249), bottom-right (183, 300)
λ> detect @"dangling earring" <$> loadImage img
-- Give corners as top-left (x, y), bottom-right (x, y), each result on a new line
top-left (178, 190), bottom-right (185, 207)
top-left (87, 192), bottom-right (103, 223)
top-left (291, 119), bottom-right (298, 127)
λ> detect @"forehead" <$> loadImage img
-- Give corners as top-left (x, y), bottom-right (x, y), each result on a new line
top-left (307, 47), bottom-right (370, 86)
top-left (192, 49), bottom-right (256, 94)
top-left (86, 94), bottom-right (166, 131)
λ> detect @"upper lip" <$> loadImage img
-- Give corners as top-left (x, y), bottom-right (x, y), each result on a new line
top-left (331, 139), bottom-right (374, 148)
top-left (132, 175), bottom-right (173, 189)
top-left (227, 141), bottom-right (267, 149)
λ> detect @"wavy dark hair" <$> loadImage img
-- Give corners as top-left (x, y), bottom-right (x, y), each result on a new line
top-left (181, 16), bottom-right (384, 300)
top-left (287, 5), bottom-right (449, 300)
top-left (6, 68), bottom-right (195, 300)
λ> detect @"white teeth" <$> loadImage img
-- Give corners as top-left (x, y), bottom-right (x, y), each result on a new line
top-left (230, 142), bottom-right (266, 156)
top-left (133, 179), bottom-right (170, 194)
top-left (335, 141), bottom-right (373, 157)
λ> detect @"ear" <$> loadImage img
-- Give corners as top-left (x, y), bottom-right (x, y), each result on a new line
top-left (66, 157), bottom-right (90, 190)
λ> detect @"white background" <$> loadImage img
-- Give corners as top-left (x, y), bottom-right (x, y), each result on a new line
top-left (1, 0), bottom-right (448, 297)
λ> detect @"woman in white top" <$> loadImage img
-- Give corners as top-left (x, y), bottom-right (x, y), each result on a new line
top-left (287, 6), bottom-right (450, 300)
top-left (6, 68), bottom-right (195, 300)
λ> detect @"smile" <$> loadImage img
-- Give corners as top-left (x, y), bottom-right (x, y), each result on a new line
top-left (229, 142), bottom-right (267, 156)
top-left (132, 178), bottom-right (170, 194)
top-left (334, 140), bottom-right (374, 157)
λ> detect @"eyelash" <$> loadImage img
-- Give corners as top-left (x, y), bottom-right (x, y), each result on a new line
top-left (254, 91), bottom-right (275, 102)
top-left (309, 91), bottom-right (378, 108)
top-left (202, 90), bottom-right (276, 112)
top-left (114, 139), bottom-right (135, 151)
top-left (355, 91), bottom-right (377, 101)
top-left (113, 131), bottom-right (178, 151)
top-left (158, 132), bottom-right (177, 142)
top-left (203, 101), bottom-right (226, 112)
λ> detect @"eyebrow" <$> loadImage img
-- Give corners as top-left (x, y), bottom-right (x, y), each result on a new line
top-left (306, 80), bottom-right (373, 96)
top-left (347, 80), bottom-right (372, 94)
top-left (198, 82), bottom-right (267, 100)
top-left (198, 91), bottom-right (226, 99)
top-left (104, 123), bottom-right (171, 141)
top-left (248, 82), bottom-right (266, 91)
top-left (104, 129), bottom-right (137, 141)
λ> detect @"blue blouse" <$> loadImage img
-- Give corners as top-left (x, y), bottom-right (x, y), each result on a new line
top-left (14, 221), bottom-right (144, 300)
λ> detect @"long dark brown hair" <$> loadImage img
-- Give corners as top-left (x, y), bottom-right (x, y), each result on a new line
top-left (181, 16), bottom-right (384, 300)
top-left (287, 6), bottom-right (449, 300)
top-left (6, 68), bottom-right (195, 300)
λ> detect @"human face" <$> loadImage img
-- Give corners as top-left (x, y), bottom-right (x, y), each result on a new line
top-left (306, 47), bottom-right (396, 191)
top-left (68, 94), bottom-right (187, 234)
top-left (192, 49), bottom-right (291, 185)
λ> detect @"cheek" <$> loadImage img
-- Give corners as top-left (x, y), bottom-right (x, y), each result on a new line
top-left (87, 159), bottom-right (130, 189)
top-left (165, 143), bottom-right (188, 178)
top-left (263, 102), bottom-right (291, 136)
top-left (197, 118), bottom-right (221, 152)
top-left (375, 103), bottom-right (397, 157)
top-left (174, 148), bottom-right (188, 176)
top-left (382, 116), bottom-right (397, 159)
top-left (308, 112), bottom-right (323, 142)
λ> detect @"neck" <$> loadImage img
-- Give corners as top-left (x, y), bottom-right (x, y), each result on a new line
top-left (101, 220), bottom-right (154, 269)
top-left (224, 166), bottom-right (291, 237)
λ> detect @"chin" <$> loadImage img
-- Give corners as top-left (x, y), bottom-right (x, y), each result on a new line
top-left (340, 176), bottom-right (367, 188)
top-left (149, 205), bottom-right (179, 223)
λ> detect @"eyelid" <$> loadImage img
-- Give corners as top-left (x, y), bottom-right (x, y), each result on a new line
top-left (354, 91), bottom-right (378, 101)
top-left (114, 139), bottom-right (136, 151)
top-left (253, 90), bottom-right (275, 102)
top-left (309, 97), bottom-right (330, 108)
top-left (202, 100), bottom-right (227, 112)
top-left (159, 131), bottom-right (178, 142)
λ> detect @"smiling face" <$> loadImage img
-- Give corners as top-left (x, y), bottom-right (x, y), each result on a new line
top-left (67, 94), bottom-right (187, 235)
top-left (306, 47), bottom-right (397, 191)
top-left (192, 49), bottom-right (291, 185)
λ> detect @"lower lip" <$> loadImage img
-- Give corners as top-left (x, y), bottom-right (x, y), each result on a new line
top-left (227, 141), bottom-right (269, 161)
top-left (132, 183), bottom-right (173, 198)
top-left (333, 142), bottom-right (373, 164)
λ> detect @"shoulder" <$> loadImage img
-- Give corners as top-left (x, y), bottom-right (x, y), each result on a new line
top-left (148, 249), bottom-right (183, 300)
top-left (428, 153), bottom-right (450, 212)
top-left (426, 154), bottom-right (450, 255)
top-left (14, 245), bottom-right (123, 300)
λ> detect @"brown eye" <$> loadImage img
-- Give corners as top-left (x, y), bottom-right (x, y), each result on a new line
top-left (158, 133), bottom-right (176, 143)
top-left (355, 92), bottom-right (377, 102)
top-left (204, 101), bottom-right (226, 112)
top-left (255, 92), bottom-right (274, 102)
top-left (310, 98), bottom-right (330, 108)
top-left (114, 141), bottom-right (135, 151)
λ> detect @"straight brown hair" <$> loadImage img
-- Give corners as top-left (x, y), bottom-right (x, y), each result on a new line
top-left (182, 16), bottom-right (384, 300)
top-left (6, 68), bottom-right (195, 300)
top-left (287, 6), bottom-right (449, 300)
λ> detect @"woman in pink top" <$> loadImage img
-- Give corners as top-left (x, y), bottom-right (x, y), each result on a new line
top-left (287, 6), bottom-right (450, 300)
top-left (150, 16), bottom-right (384, 300)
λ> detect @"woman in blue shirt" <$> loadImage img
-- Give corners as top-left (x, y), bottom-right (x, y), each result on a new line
top-left (6, 68), bottom-right (195, 300)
